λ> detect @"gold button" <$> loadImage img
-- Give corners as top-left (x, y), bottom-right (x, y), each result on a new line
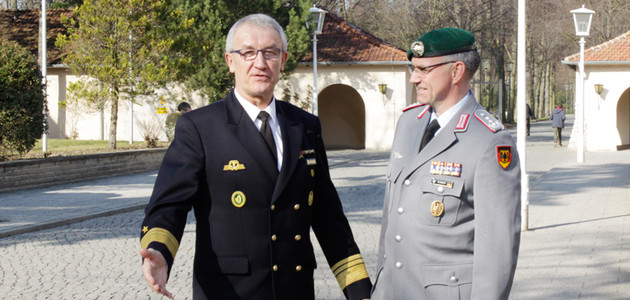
top-left (295, 265), bottom-right (302, 271)
top-left (294, 234), bottom-right (302, 241)
top-left (293, 204), bottom-right (300, 210)
top-left (311, 169), bottom-right (315, 177)
top-left (273, 265), bottom-right (278, 271)
top-left (270, 204), bottom-right (275, 211)
top-left (271, 234), bottom-right (277, 241)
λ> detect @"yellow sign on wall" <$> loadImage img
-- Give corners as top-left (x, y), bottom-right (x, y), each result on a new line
top-left (157, 107), bottom-right (168, 114)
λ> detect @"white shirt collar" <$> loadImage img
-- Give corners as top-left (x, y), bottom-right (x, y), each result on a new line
top-left (431, 91), bottom-right (472, 133)
top-left (234, 89), bottom-right (278, 125)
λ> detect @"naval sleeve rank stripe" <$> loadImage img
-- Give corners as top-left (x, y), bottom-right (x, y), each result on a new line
top-left (331, 254), bottom-right (369, 289)
top-left (140, 228), bottom-right (179, 259)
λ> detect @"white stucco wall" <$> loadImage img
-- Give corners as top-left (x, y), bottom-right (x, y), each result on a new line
top-left (578, 64), bottom-right (630, 151)
top-left (45, 67), bottom-right (206, 142)
top-left (45, 63), bottom-right (413, 150)
top-left (276, 63), bottom-right (410, 150)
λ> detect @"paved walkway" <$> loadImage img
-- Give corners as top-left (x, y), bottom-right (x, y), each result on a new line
top-left (0, 115), bottom-right (629, 299)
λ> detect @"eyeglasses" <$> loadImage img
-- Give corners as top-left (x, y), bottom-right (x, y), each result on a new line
top-left (407, 61), bottom-right (457, 76)
top-left (230, 47), bottom-right (283, 61)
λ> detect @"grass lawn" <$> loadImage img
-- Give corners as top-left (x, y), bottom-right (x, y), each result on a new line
top-left (2, 139), bottom-right (169, 161)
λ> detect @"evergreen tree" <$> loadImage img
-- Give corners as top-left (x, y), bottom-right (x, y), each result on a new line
top-left (0, 38), bottom-right (45, 159)
top-left (170, 0), bottom-right (312, 102)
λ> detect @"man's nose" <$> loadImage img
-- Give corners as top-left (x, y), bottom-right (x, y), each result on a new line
top-left (253, 52), bottom-right (268, 68)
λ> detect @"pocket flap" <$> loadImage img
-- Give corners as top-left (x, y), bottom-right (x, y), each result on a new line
top-left (422, 263), bottom-right (472, 287)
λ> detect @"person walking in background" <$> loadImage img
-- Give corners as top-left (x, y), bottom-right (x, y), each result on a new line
top-left (371, 27), bottom-right (521, 300)
top-left (177, 101), bottom-right (192, 113)
top-left (139, 14), bottom-right (372, 300)
top-left (526, 103), bottom-right (534, 136)
top-left (551, 103), bottom-right (566, 147)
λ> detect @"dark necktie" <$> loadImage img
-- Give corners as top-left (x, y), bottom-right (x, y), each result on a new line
top-left (257, 111), bottom-right (277, 162)
top-left (419, 119), bottom-right (440, 152)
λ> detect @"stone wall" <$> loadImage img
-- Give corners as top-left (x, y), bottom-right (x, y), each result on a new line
top-left (0, 149), bottom-right (166, 194)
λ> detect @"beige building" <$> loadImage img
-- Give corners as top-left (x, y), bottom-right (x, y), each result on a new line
top-left (562, 30), bottom-right (630, 151)
top-left (276, 12), bottom-right (409, 150)
top-left (3, 9), bottom-right (411, 149)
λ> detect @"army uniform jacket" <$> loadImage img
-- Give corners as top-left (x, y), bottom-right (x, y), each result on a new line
top-left (141, 91), bottom-right (371, 300)
top-left (372, 95), bottom-right (521, 300)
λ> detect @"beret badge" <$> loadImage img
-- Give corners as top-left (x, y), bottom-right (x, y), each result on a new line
top-left (410, 41), bottom-right (424, 57)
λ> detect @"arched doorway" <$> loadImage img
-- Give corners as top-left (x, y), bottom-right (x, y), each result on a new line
top-left (318, 84), bottom-right (365, 149)
top-left (616, 87), bottom-right (630, 150)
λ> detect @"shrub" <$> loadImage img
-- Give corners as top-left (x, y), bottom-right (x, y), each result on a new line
top-left (0, 38), bottom-right (46, 159)
top-left (164, 112), bottom-right (180, 142)
top-left (137, 117), bottom-right (162, 148)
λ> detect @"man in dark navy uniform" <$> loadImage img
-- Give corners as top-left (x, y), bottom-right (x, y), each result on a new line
top-left (139, 13), bottom-right (372, 300)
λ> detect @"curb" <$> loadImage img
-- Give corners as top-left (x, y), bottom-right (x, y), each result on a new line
top-left (0, 203), bottom-right (146, 239)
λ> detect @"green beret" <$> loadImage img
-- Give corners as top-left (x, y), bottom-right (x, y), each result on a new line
top-left (407, 27), bottom-right (477, 60)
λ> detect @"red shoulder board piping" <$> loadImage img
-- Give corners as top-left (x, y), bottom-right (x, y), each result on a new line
top-left (474, 110), bottom-right (504, 133)
top-left (402, 103), bottom-right (425, 112)
top-left (454, 114), bottom-right (470, 132)
top-left (417, 105), bottom-right (430, 119)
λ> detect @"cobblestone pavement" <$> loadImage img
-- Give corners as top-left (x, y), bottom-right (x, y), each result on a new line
top-left (0, 150), bottom-right (388, 300)
top-left (1, 116), bottom-right (629, 299)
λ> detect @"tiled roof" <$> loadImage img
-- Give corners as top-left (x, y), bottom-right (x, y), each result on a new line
top-left (0, 9), bottom-right (72, 65)
top-left (1, 9), bottom-right (406, 66)
top-left (564, 30), bottom-right (630, 62)
top-left (300, 11), bottom-right (407, 63)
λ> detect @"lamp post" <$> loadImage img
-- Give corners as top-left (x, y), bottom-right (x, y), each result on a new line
top-left (517, 0), bottom-right (528, 231)
top-left (309, 6), bottom-right (325, 116)
top-left (571, 5), bottom-right (595, 163)
top-left (40, 0), bottom-right (48, 153)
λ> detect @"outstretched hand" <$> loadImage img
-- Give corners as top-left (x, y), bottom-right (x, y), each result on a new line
top-left (140, 248), bottom-right (173, 298)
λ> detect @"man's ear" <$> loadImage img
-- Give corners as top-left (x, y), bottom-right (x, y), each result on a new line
top-left (225, 53), bottom-right (236, 74)
top-left (280, 51), bottom-right (288, 71)
top-left (451, 61), bottom-right (467, 84)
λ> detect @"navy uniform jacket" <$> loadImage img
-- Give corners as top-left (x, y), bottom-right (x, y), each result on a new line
top-left (141, 91), bottom-right (372, 300)
top-left (372, 94), bottom-right (521, 300)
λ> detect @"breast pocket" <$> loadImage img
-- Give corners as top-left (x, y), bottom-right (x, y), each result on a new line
top-left (416, 175), bottom-right (464, 225)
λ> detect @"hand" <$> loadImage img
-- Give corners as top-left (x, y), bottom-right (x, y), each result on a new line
top-left (140, 248), bottom-right (173, 298)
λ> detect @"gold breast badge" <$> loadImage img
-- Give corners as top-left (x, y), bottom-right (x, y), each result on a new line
top-left (430, 200), bottom-right (444, 217)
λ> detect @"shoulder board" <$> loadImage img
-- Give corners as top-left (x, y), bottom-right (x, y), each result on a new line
top-left (402, 103), bottom-right (425, 112)
top-left (474, 110), bottom-right (504, 133)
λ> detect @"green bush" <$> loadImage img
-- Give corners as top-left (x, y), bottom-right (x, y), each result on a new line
top-left (0, 38), bottom-right (46, 159)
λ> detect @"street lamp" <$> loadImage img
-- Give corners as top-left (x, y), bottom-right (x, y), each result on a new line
top-left (571, 5), bottom-right (595, 163)
top-left (378, 83), bottom-right (387, 105)
top-left (309, 6), bottom-right (325, 116)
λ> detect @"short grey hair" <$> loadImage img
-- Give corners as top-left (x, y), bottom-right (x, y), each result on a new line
top-left (443, 50), bottom-right (480, 80)
top-left (225, 14), bottom-right (288, 53)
